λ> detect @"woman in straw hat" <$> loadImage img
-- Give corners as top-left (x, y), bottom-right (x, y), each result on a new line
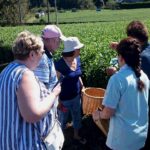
top-left (55, 37), bottom-right (86, 145)
top-left (93, 37), bottom-right (149, 150)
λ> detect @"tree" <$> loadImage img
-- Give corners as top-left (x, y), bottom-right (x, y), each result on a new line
top-left (0, 0), bottom-right (29, 25)
top-left (78, 0), bottom-right (95, 9)
top-left (94, 0), bottom-right (104, 7)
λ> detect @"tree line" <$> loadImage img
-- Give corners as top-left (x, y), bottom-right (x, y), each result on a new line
top-left (0, 0), bottom-right (106, 25)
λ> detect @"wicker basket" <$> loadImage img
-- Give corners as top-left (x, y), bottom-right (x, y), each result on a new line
top-left (82, 87), bottom-right (105, 115)
top-left (82, 87), bottom-right (109, 136)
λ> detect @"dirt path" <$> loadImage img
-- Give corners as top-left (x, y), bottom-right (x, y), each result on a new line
top-left (62, 116), bottom-right (109, 150)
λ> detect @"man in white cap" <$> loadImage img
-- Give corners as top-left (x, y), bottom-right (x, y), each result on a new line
top-left (34, 25), bottom-right (66, 149)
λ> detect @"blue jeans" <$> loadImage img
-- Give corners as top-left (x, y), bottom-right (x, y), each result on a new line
top-left (59, 94), bottom-right (81, 130)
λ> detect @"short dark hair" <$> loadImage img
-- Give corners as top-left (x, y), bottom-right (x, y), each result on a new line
top-left (62, 51), bottom-right (75, 57)
top-left (126, 20), bottom-right (148, 44)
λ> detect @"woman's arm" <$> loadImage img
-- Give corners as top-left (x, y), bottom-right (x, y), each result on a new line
top-left (56, 71), bottom-right (61, 79)
top-left (79, 77), bottom-right (84, 90)
top-left (16, 70), bottom-right (61, 123)
top-left (92, 107), bottom-right (115, 121)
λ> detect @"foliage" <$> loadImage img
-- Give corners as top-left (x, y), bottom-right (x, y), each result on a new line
top-left (93, 0), bottom-right (104, 7)
top-left (1, 9), bottom-right (150, 87)
top-left (0, 0), bottom-right (28, 25)
top-left (29, 0), bottom-right (96, 9)
top-left (78, 0), bottom-right (95, 9)
top-left (106, 0), bottom-right (119, 9)
top-left (119, 1), bottom-right (150, 9)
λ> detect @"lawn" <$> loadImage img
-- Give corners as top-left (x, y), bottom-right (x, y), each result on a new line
top-left (28, 8), bottom-right (150, 24)
top-left (1, 8), bottom-right (150, 87)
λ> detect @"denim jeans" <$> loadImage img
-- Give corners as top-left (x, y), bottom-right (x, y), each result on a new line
top-left (58, 94), bottom-right (81, 130)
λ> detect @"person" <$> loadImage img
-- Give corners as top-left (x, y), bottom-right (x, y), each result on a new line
top-left (109, 20), bottom-right (150, 149)
top-left (33, 25), bottom-right (66, 148)
top-left (55, 37), bottom-right (86, 144)
top-left (92, 37), bottom-right (149, 150)
top-left (0, 31), bottom-right (64, 149)
top-left (34, 25), bottom-right (66, 90)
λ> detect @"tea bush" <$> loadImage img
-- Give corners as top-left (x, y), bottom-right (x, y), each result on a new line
top-left (0, 20), bottom-right (150, 88)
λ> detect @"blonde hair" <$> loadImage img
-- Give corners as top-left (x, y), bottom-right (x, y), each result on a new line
top-left (12, 30), bottom-right (43, 60)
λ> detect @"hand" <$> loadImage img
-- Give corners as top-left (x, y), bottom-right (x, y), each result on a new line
top-left (106, 66), bottom-right (117, 76)
top-left (110, 42), bottom-right (118, 50)
top-left (52, 83), bottom-right (61, 97)
top-left (92, 110), bottom-right (100, 122)
top-left (81, 86), bottom-right (85, 92)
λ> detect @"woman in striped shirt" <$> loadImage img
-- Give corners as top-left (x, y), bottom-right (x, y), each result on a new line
top-left (0, 31), bottom-right (62, 150)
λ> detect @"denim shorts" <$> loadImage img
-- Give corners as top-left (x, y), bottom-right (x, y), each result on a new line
top-left (58, 94), bottom-right (81, 130)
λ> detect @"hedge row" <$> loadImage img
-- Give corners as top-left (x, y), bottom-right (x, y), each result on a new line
top-left (1, 19), bottom-right (150, 88)
top-left (119, 2), bottom-right (150, 9)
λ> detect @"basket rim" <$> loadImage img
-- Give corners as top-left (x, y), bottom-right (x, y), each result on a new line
top-left (82, 87), bottom-right (105, 99)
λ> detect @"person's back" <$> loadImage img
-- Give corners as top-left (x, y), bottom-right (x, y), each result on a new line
top-left (126, 21), bottom-right (150, 149)
top-left (106, 66), bottom-right (149, 150)
top-left (141, 43), bottom-right (150, 79)
top-left (93, 37), bottom-right (149, 150)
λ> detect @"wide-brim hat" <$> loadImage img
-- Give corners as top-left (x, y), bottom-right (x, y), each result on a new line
top-left (41, 25), bottom-right (66, 41)
top-left (63, 37), bottom-right (84, 53)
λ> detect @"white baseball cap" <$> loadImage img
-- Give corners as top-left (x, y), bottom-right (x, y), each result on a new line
top-left (63, 37), bottom-right (84, 53)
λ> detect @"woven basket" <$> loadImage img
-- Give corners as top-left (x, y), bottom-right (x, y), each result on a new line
top-left (82, 87), bottom-right (105, 115)
top-left (82, 87), bottom-right (109, 136)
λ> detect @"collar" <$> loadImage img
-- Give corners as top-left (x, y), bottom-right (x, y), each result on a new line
top-left (45, 48), bottom-right (52, 59)
top-left (120, 64), bottom-right (131, 71)
top-left (141, 42), bottom-right (149, 52)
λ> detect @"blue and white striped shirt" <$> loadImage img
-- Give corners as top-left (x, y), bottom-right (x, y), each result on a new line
top-left (34, 53), bottom-right (58, 91)
top-left (0, 61), bottom-right (53, 150)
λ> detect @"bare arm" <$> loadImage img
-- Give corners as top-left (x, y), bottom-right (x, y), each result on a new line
top-left (79, 77), bottom-right (84, 90)
top-left (56, 71), bottom-right (61, 78)
top-left (92, 107), bottom-right (115, 121)
top-left (16, 70), bottom-right (61, 123)
top-left (110, 41), bottom-right (118, 50)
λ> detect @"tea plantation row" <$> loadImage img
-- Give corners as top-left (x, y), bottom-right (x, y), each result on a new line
top-left (0, 20), bottom-right (150, 87)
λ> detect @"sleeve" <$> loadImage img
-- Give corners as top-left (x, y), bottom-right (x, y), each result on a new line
top-left (77, 56), bottom-right (82, 75)
top-left (102, 75), bottom-right (121, 109)
top-left (141, 54), bottom-right (150, 80)
top-left (47, 60), bottom-right (58, 90)
top-left (54, 58), bottom-right (65, 75)
top-left (34, 54), bottom-right (50, 84)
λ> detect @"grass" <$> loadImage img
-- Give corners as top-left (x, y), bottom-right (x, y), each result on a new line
top-left (1, 8), bottom-right (150, 86)
top-left (28, 8), bottom-right (150, 24)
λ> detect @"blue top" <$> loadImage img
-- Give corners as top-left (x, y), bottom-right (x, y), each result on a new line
top-left (55, 56), bottom-right (82, 101)
top-left (141, 43), bottom-right (150, 79)
top-left (0, 61), bottom-right (53, 150)
top-left (102, 65), bottom-right (149, 150)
